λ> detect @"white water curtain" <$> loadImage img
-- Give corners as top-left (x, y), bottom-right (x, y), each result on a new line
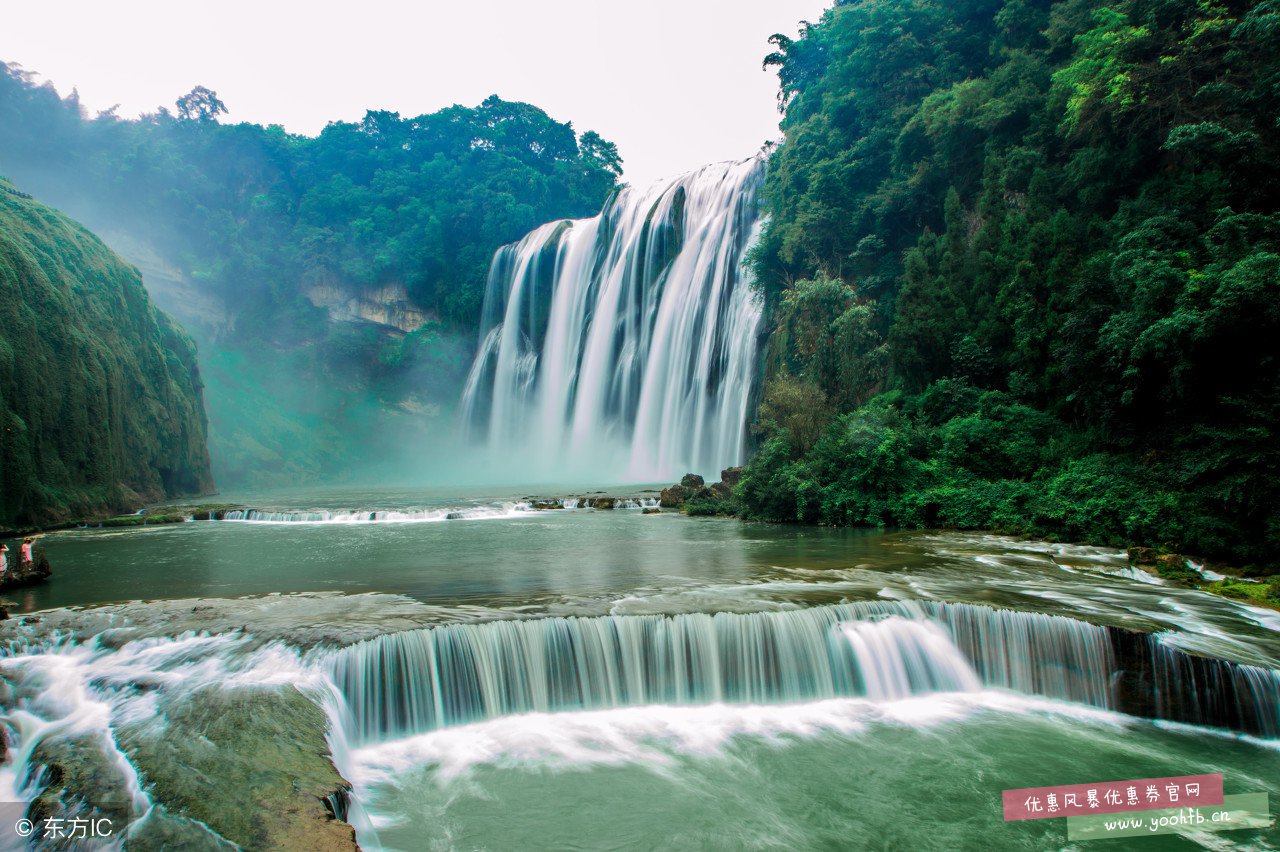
top-left (459, 158), bottom-right (766, 482)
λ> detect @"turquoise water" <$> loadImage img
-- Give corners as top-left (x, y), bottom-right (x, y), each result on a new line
top-left (3, 488), bottom-right (1279, 850)
top-left (353, 698), bottom-right (1279, 850)
top-left (20, 490), bottom-right (1280, 666)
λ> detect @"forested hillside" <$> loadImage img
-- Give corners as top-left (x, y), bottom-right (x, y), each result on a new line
top-left (744, 0), bottom-right (1280, 566)
top-left (0, 179), bottom-right (212, 528)
top-left (0, 69), bottom-right (622, 483)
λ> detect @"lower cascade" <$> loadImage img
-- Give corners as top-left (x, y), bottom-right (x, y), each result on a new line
top-left (1, 599), bottom-right (1277, 847)
top-left (323, 601), bottom-right (1148, 746)
top-left (459, 158), bottom-right (766, 482)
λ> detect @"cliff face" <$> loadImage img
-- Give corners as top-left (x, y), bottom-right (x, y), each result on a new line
top-left (0, 179), bottom-right (213, 529)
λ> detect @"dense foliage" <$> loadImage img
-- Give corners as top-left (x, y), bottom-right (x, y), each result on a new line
top-left (0, 180), bottom-right (212, 528)
top-left (0, 67), bottom-right (622, 483)
top-left (745, 0), bottom-right (1280, 566)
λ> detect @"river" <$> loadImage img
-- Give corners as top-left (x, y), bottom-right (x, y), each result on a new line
top-left (1, 487), bottom-right (1278, 849)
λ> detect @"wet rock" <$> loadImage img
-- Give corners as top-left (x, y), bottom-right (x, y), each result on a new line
top-left (25, 737), bottom-right (134, 837)
top-left (1144, 553), bottom-right (1201, 585)
top-left (641, 508), bottom-right (661, 515)
top-left (662, 470), bottom-right (740, 513)
top-left (1128, 547), bottom-right (1158, 565)
top-left (1105, 626), bottom-right (1278, 737)
top-left (323, 786), bottom-right (353, 822)
top-left (122, 686), bottom-right (359, 850)
top-left (590, 497), bottom-right (617, 510)
top-left (0, 548), bottom-right (53, 591)
top-left (659, 485), bottom-right (692, 508)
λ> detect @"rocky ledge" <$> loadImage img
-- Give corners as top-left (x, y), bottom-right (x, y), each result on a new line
top-left (659, 468), bottom-right (744, 514)
top-left (524, 496), bottom-right (659, 511)
top-left (0, 547), bottom-right (53, 618)
top-left (0, 549), bottom-right (51, 592)
top-left (1129, 547), bottom-right (1280, 611)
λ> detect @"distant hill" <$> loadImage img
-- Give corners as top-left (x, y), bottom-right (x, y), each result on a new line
top-left (0, 178), bottom-right (212, 529)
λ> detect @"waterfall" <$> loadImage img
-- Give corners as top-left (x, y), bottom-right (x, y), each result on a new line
top-left (917, 600), bottom-right (1116, 708)
top-left (219, 503), bottom-right (533, 524)
top-left (840, 618), bottom-right (981, 701)
top-left (1148, 639), bottom-right (1280, 738)
top-left (459, 158), bottom-right (766, 482)
top-left (323, 601), bottom-right (1122, 746)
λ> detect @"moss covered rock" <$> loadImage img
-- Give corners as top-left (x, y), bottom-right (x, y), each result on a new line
top-left (0, 181), bottom-right (213, 529)
top-left (121, 685), bottom-right (357, 851)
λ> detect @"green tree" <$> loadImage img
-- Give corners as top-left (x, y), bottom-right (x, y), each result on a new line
top-left (175, 85), bottom-right (228, 122)
top-left (740, 0), bottom-right (1280, 566)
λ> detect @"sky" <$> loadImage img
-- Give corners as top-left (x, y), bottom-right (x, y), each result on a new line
top-left (1, 0), bottom-right (831, 187)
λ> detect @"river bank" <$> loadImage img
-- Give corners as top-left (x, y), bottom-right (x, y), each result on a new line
top-left (655, 469), bottom-right (1280, 615)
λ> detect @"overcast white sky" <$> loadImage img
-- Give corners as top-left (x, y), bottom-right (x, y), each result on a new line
top-left (2, 0), bottom-right (831, 187)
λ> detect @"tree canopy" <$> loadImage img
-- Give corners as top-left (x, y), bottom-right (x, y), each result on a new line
top-left (743, 0), bottom-right (1280, 567)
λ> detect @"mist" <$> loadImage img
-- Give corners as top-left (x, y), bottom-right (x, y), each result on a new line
top-left (0, 64), bottom-right (637, 491)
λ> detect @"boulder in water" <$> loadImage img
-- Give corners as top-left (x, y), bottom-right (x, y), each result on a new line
top-left (662, 470), bottom-right (742, 511)
top-left (659, 485), bottom-right (692, 507)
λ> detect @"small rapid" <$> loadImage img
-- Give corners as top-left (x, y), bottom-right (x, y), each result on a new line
top-left (214, 498), bottom-right (660, 524)
top-left (219, 503), bottom-right (534, 524)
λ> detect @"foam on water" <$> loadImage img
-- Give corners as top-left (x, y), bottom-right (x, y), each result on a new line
top-left (0, 630), bottom-right (327, 838)
top-left (344, 690), bottom-right (1131, 783)
top-left (219, 502), bottom-right (534, 524)
top-left (216, 498), bottom-right (662, 524)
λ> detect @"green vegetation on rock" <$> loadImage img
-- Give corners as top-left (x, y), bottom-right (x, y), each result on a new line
top-left (743, 0), bottom-right (1280, 567)
top-left (1127, 547), bottom-right (1280, 608)
top-left (0, 69), bottom-right (622, 484)
top-left (0, 180), bottom-right (212, 529)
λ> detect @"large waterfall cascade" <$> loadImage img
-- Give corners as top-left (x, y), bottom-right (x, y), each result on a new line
top-left (460, 158), bottom-right (766, 482)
